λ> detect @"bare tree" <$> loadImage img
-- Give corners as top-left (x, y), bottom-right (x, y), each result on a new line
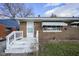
top-left (0, 3), bottom-right (33, 18)
top-left (18, 8), bottom-right (33, 18)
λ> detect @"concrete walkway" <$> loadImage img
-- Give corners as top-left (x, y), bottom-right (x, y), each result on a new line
top-left (0, 40), bottom-right (6, 56)
top-left (0, 40), bottom-right (6, 52)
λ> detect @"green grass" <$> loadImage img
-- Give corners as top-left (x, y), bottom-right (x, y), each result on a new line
top-left (39, 41), bottom-right (79, 56)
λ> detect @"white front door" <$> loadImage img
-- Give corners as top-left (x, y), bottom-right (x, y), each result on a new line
top-left (27, 21), bottom-right (34, 37)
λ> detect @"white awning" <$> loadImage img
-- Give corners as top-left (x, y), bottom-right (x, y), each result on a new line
top-left (42, 22), bottom-right (68, 26)
top-left (71, 22), bottom-right (79, 24)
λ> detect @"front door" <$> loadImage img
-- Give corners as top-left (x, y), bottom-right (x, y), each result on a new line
top-left (27, 21), bottom-right (34, 37)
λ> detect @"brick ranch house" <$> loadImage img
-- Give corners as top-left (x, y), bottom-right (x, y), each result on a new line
top-left (0, 17), bottom-right (79, 42)
top-left (0, 17), bottom-right (79, 53)
top-left (19, 17), bottom-right (79, 43)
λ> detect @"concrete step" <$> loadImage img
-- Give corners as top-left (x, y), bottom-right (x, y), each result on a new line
top-left (13, 41), bottom-right (30, 45)
top-left (5, 48), bottom-right (33, 53)
top-left (9, 43), bottom-right (32, 49)
top-left (9, 43), bottom-right (30, 49)
top-left (9, 41), bottom-right (35, 49)
top-left (12, 38), bottom-right (36, 45)
top-left (9, 38), bottom-right (36, 49)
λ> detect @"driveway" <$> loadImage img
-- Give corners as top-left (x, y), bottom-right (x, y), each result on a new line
top-left (0, 40), bottom-right (6, 55)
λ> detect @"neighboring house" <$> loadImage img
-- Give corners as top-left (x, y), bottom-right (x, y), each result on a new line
top-left (0, 19), bottom-right (19, 40)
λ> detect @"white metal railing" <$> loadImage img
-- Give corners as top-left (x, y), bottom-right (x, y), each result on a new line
top-left (34, 30), bottom-right (39, 55)
top-left (30, 30), bottom-right (39, 55)
top-left (6, 31), bottom-right (23, 49)
top-left (36, 30), bottom-right (39, 51)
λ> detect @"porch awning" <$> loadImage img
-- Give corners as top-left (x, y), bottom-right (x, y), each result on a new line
top-left (42, 22), bottom-right (68, 26)
top-left (71, 22), bottom-right (79, 24)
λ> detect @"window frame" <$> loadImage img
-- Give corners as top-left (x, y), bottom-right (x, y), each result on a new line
top-left (42, 25), bottom-right (62, 32)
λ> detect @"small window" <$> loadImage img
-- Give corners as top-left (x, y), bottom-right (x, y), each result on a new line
top-left (43, 26), bottom-right (62, 32)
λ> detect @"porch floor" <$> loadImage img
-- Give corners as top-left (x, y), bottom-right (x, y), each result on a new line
top-left (5, 37), bottom-right (37, 53)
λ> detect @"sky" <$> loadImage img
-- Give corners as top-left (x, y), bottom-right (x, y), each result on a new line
top-left (25, 3), bottom-right (79, 17)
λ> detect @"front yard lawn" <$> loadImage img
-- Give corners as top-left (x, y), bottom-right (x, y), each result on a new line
top-left (39, 41), bottom-right (79, 56)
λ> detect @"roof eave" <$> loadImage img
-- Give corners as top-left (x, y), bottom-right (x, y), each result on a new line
top-left (15, 17), bottom-right (79, 22)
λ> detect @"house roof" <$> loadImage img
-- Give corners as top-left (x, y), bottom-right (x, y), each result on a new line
top-left (0, 17), bottom-right (79, 30)
top-left (16, 17), bottom-right (79, 22)
top-left (0, 19), bottom-right (19, 30)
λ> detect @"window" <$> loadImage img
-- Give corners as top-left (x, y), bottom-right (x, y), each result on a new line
top-left (42, 22), bottom-right (67, 32)
top-left (43, 26), bottom-right (62, 32)
top-left (71, 22), bottom-right (79, 27)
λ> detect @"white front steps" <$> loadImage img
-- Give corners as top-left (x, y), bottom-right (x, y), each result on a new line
top-left (5, 48), bottom-right (33, 53)
top-left (5, 37), bottom-right (36, 53)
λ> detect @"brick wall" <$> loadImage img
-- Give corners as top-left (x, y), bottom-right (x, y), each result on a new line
top-left (34, 22), bottom-right (79, 43)
top-left (0, 24), bottom-right (6, 40)
top-left (20, 22), bottom-right (26, 37)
